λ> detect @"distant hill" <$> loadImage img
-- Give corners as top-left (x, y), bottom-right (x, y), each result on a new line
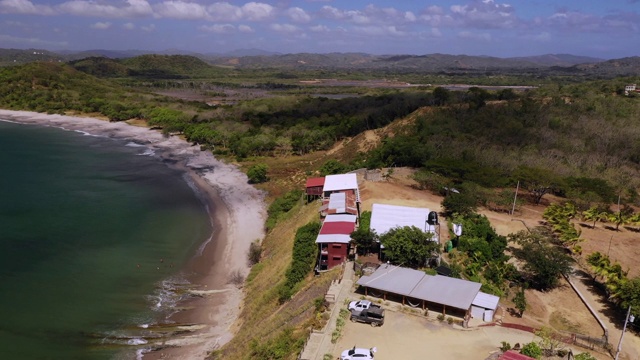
top-left (3, 47), bottom-right (640, 79)
top-left (120, 54), bottom-right (226, 79)
top-left (0, 48), bottom-right (64, 66)
top-left (68, 57), bottom-right (131, 78)
top-left (508, 54), bottom-right (603, 67)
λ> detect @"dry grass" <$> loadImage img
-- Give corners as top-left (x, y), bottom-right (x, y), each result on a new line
top-left (214, 201), bottom-right (336, 359)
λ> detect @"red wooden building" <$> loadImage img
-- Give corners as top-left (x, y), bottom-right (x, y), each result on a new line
top-left (305, 177), bottom-right (325, 201)
top-left (316, 214), bottom-right (357, 271)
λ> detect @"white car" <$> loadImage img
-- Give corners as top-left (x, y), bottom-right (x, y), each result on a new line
top-left (340, 346), bottom-right (377, 360)
top-left (348, 300), bottom-right (373, 312)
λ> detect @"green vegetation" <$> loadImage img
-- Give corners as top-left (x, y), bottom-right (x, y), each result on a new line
top-left (248, 327), bottom-right (305, 360)
top-left (265, 190), bottom-right (302, 231)
top-left (379, 226), bottom-right (439, 268)
top-left (350, 211), bottom-right (376, 255)
top-left (509, 228), bottom-right (573, 290)
top-left (512, 286), bottom-right (527, 317)
top-left (520, 342), bottom-right (542, 359)
top-left (247, 163), bottom-right (269, 184)
top-left (278, 221), bottom-right (321, 303)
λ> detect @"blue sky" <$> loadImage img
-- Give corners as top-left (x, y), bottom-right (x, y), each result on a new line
top-left (0, 0), bottom-right (638, 58)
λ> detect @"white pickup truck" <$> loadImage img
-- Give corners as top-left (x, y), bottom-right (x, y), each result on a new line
top-left (348, 300), bottom-right (381, 312)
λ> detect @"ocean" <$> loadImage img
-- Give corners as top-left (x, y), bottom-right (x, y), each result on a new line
top-left (0, 120), bottom-right (213, 359)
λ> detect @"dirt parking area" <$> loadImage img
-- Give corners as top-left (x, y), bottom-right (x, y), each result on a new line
top-left (334, 310), bottom-right (608, 360)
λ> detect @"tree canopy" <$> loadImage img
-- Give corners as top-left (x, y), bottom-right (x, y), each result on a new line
top-left (380, 226), bottom-right (439, 268)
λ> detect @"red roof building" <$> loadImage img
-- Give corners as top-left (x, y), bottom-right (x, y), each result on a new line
top-left (316, 214), bottom-right (357, 271)
top-left (305, 177), bottom-right (325, 197)
top-left (498, 351), bottom-right (536, 360)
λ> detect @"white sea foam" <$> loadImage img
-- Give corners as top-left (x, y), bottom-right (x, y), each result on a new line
top-left (125, 141), bottom-right (145, 148)
top-left (127, 338), bottom-right (148, 346)
top-left (136, 148), bottom-right (156, 156)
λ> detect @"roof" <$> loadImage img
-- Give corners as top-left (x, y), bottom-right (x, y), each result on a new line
top-left (320, 221), bottom-right (355, 235)
top-left (316, 214), bottom-right (356, 244)
top-left (328, 192), bottom-right (346, 212)
top-left (498, 351), bottom-right (536, 360)
top-left (324, 173), bottom-right (358, 192)
top-left (472, 291), bottom-right (500, 311)
top-left (370, 203), bottom-right (431, 235)
top-left (357, 265), bottom-right (490, 311)
top-left (410, 275), bottom-right (481, 310)
top-left (324, 214), bottom-right (357, 223)
top-left (357, 265), bottom-right (428, 296)
top-left (305, 177), bottom-right (325, 188)
top-left (316, 234), bottom-right (352, 244)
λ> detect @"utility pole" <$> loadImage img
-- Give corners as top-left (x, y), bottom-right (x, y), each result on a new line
top-left (614, 305), bottom-right (634, 360)
top-left (511, 181), bottom-right (520, 216)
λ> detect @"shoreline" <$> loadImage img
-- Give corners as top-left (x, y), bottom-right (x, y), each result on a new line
top-left (0, 110), bottom-right (266, 358)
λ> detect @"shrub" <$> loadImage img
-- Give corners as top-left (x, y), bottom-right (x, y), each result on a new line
top-left (266, 190), bottom-right (303, 231)
top-left (437, 314), bottom-right (445, 321)
top-left (520, 342), bottom-right (542, 359)
top-left (278, 221), bottom-right (321, 303)
top-left (248, 240), bottom-right (262, 265)
top-left (247, 163), bottom-right (268, 184)
top-left (446, 316), bottom-right (454, 324)
top-left (574, 353), bottom-right (597, 360)
top-left (500, 341), bottom-right (512, 352)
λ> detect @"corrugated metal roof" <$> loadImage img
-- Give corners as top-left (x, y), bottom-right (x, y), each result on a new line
top-left (357, 265), bottom-right (426, 296)
top-left (324, 214), bottom-right (357, 223)
top-left (410, 275), bottom-right (481, 310)
top-left (316, 234), bottom-right (351, 244)
top-left (472, 291), bottom-right (500, 310)
top-left (320, 221), bottom-right (355, 235)
top-left (305, 177), bottom-right (325, 188)
top-left (328, 192), bottom-right (346, 212)
top-left (324, 173), bottom-right (358, 192)
top-left (370, 203), bottom-right (430, 235)
top-left (356, 265), bottom-right (490, 311)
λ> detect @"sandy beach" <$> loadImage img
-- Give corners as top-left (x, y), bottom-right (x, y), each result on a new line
top-left (0, 110), bottom-right (266, 359)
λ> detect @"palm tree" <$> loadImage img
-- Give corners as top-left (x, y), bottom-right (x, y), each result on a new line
top-left (582, 206), bottom-right (608, 229)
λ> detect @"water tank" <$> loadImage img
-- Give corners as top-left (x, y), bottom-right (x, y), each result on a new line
top-left (427, 211), bottom-right (439, 225)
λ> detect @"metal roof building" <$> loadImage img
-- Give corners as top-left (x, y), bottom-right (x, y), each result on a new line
top-left (370, 203), bottom-right (438, 242)
top-left (315, 214), bottom-right (357, 244)
top-left (356, 264), bottom-right (499, 321)
top-left (323, 173), bottom-right (360, 202)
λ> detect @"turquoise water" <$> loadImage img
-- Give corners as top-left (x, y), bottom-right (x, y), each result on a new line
top-left (0, 121), bottom-right (213, 359)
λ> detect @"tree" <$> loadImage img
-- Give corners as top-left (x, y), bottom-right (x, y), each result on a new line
top-left (582, 206), bottom-right (608, 229)
top-left (513, 286), bottom-right (527, 317)
top-left (247, 163), bottom-right (268, 184)
top-left (319, 159), bottom-right (347, 176)
top-left (379, 226), bottom-right (439, 268)
top-left (514, 166), bottom-right (560, 205)
top-left (520, 342), bottom-right (542, 359)
top-left (606, 204), bottom-right (635, 231)
top-left (442, 191), bottom-right (477, 217)
top-left (351, 211), bottom-right (378, 255)
top-left (509, 228), bottom-right (573, 290)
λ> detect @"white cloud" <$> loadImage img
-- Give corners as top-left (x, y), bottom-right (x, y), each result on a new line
top-left (123, 22), bottom-right (135, 30)
top-left (449, 0), bottom-right (516, 29)
top-left (238, 24), bottom-right (254, 33)
top-left (286, 7), bottom-right (311, 23)
top-left (141, 23), bottom-right (155, 31)
top-left (57, 0), bottom-right (152, 18)
top-left (207, 2), bottom-right (242, 22)
top-left (91, 21), bottom-right (111, 29)
top-left (310, 24), bottom-right (329, 32)
top-left (0, 0), bottom-right (55, 15)
top-left (533, 32), bottom-right (550, 41)
top-left (242, 2), bottom-right (274, 21)
top-left (154, 1), bottom-right (209, 20)
top-left (354, 25), bottom-right (407, 37)
top-left (270, 23), bottom-right (298, 33)
top-left (458, 30), bottom-right (491, 41)
top-left (200, 23), bottom-right (235, 33)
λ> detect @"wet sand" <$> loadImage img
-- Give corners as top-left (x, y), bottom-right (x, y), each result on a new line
top-left (0, 110), bottom-right (266, 359)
